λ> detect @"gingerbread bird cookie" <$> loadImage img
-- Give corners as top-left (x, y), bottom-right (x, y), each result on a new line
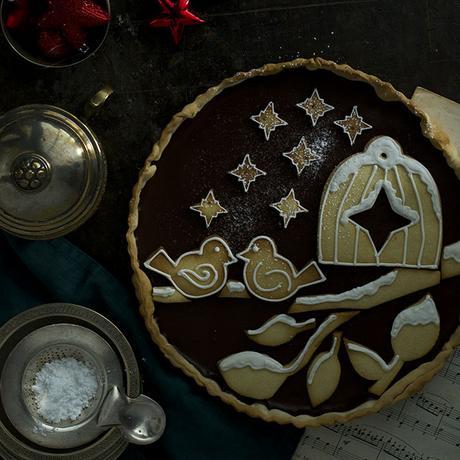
top-left (237, 236), bottom-right (326, 302)
top-left (145, 236), bottom-right (237, 299)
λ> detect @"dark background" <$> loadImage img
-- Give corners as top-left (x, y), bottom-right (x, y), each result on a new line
top-left (1, 0), bottom-right (458, 286)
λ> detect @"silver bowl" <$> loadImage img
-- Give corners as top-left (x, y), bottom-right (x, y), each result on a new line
top-left (0, 303), bottom-right (141, 460)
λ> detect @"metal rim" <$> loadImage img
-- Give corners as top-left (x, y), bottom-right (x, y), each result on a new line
top-left (0, 0), bottom-right (111, 69)
top-left (0, 104), bottom-right (107, 240)
top-left (0, 303), bottom-right (140, 459)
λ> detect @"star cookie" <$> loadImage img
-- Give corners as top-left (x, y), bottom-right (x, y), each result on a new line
top-left (229, 154), bottom-right (266, 192)
top-left (296, 89), bottom-right (334, 126)
top-left (250, 102), bottom-right (288, 141)
top-left (271, 189), bottom-right (308, 228)
top-left (334, 106), bottom-right (372, 145)
top-left (190, 190), bottom-right (228, 227)
top-left (283, 137), bottom-right (321, 176)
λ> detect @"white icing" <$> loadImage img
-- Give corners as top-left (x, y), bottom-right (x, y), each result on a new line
top-left (219, 315), bottom-right (337, 374)
top-left (329, 137), bottom-right (442, 219)
top-left (178, 263), bottom-right (218, 289)
top-left (391, 295), bottom-right (439, 338)
top-left (319, 136), bottom-right (443, 269)
top-left (144, 236), bottom-right (237, 299)
top-left (226, 281), bottom-right (246, 293)
top-left (295, 270), bottom-right (397, 305)
top-left (346, 342), bottom-right (400, 372)
top-left (341, 180), bottom-right (419, 227)
top-left (246, 314), bottom-right (316, 336)
top-left (443, 241), bottom-right (460, 262)
top-left (152, 286), bottom-right (175, 297)
top-left (252, 261), bottom-right (284, 292)
top-left (307, 335), bottom-right (338, 385)
top-left (334, 171), bottom-right (358, 262)
top-left (238, 236), bottom-right (326, 302)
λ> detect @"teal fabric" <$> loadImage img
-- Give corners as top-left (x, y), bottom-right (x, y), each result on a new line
top-left (0, 232), bottom-right (302, 460)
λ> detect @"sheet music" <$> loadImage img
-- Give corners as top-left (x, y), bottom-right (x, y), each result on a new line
top-left (293, 347), bottom-right (460, 460)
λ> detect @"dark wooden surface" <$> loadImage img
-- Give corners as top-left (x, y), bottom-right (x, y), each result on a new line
top-left (1, 0), bottom-right (458, 286)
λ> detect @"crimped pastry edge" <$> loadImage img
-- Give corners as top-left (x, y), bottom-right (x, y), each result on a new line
top-left (126, 57), bottom-right (460, 428)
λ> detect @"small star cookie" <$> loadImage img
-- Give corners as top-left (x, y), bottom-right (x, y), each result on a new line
top-left (251, 101), bottom-right (287, 141)
top-left (271, 189), bottom-right (308, 228)
top-left (296, 89), bottom-right (334, 126)
top-left (334, 106), bottom-right (372, 145)
top-left (229, 154), bottom-right (266, 192)
top-left (283, 137), bottom-right (321, 176)
top-left (190, 190), bottom-right (227, 227)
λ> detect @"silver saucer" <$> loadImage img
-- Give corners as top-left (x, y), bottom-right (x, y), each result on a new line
top-left (0, 304), bottom-right (141, 460)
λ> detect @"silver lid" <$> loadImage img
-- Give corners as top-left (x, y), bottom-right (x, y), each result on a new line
top-left (0, 105), bottom-right (106, 239)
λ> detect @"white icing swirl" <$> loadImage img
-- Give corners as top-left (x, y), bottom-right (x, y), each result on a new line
top-left (391, 295), bottom-right (439, 338)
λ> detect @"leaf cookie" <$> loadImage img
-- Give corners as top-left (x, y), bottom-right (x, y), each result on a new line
top-left (307, 332), bottom-right (342, 407)
top-left (246, 314), bottom-right (316, 347)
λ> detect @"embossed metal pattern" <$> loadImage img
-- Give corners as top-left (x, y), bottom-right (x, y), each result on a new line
top-left (0, 304), bottom-right (140, 460)
top-left (11, 153), bottom-right (52, 192)
top-left (0, 105), bottom-right (107, 239)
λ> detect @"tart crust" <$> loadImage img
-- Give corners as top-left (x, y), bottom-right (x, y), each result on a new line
top-left (127, 57), bottom-right (460, 427)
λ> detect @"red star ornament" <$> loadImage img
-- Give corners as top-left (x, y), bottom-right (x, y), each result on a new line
top-left (149, 0), bottom-right (205, 46)
top-left (37, 0), bottom-right (110, 50)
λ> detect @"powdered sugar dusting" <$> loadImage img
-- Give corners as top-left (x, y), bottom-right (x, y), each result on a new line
top-left (31, 358), bottom-right (98, 424)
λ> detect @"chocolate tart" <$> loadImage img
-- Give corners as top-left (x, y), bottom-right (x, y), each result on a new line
top-left (127, 58), bottom-right (460, 427)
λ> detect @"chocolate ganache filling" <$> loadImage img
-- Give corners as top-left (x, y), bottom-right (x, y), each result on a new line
top-left (135, 68), bottom-right (460, 416)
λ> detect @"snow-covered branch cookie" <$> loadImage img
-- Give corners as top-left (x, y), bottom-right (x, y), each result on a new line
top-left (289, 268), bottom-right (440, 313)
top-left (441, 241), bottom-right (460, 279)
top-left (246, 314), bottom-right (316, 347)
top-left (218, 312), bottom-right (357, 400)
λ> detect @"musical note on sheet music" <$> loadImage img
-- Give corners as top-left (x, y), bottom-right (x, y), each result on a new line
top-left (293, 348), bottom-right (460, 460)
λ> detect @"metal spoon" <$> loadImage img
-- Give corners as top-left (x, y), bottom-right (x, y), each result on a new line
top-left (98, 386), bottom-right (166, 445)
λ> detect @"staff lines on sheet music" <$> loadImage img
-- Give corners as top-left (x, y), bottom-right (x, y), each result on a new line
top-left (439, 347), bottom-right (460, 384)
top-left (324, 424), bottom-right (429, 460)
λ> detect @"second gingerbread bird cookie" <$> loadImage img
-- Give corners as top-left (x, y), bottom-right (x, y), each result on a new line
top-left (237, 236), bottom-right (325, 302)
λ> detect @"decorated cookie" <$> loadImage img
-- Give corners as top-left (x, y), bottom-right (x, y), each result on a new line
top-left (296, 88), bottom-right (334, 126)
top-left (318, 136), bottom-right (442, 268)
top-left (307, 332), bottom-right (342, 407)
top-left (270, 189), bottom-right (308, 228)
top-left (238, 236), bottom-right (325, 301)
top-left (345, 294), bottom-right (440, 396)
top-left (144, 236), bottom-right (237, 299)
top-left (218, 312), bottom-right (356, 400)
top-left (129, 59), bottom-right (460, 427)
top-left (246, 314), bottom-right (316, 347)
top-left (250, 101), bottom-right (287, 140)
